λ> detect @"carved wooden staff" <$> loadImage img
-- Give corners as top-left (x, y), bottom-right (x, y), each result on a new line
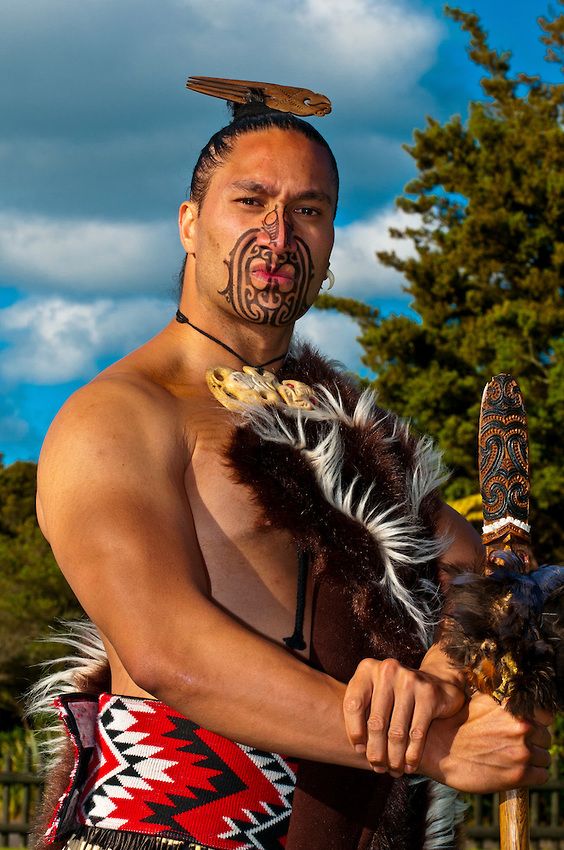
top-left (479, 373), bottom-right (532, 850)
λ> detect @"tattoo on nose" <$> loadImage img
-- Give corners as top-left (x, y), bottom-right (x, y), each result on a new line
top-left (261, 206), bottom-right (294, 246)
top-left (262, 208), bottom-right (280, 244)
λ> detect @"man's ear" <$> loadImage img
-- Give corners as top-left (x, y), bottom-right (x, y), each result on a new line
top-left (178, 201), bottom-right (198, 254)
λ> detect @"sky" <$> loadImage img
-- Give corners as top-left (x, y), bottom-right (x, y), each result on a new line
top-left (0, 0), bottom-right (555, 464)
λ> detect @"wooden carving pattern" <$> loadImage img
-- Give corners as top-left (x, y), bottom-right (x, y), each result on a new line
top-left (479, 374), bottom-right (529, 526)
top-left (186, 76), bottom-right (332, 117)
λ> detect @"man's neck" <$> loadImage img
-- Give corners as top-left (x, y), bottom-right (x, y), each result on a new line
top-left (166, 297), bottom-right (294, 386)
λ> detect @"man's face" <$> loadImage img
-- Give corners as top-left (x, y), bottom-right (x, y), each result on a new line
top-left (185, 128), bottom-right (336, 327)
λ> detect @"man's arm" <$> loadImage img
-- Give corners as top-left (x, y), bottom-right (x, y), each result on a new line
top-left (38, 378), bottom-right (366, 768)
top-left (38, 387), bottom-right (550, 790)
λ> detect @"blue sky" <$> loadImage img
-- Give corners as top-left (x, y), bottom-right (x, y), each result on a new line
top-left (0, 0), bottom-right (555, 464)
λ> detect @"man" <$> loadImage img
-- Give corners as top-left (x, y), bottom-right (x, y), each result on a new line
top-left (34, 81), bottom-right (552, 850)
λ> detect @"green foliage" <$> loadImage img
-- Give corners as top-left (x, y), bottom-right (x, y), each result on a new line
top-left (318, 4), bottom-right (564, 561)
top-left (0, 459), bottom-right (83, 723)
top-left (315, 294), bottom-right (380, 322)
top-left (0, 725), bottom-right (38, 764)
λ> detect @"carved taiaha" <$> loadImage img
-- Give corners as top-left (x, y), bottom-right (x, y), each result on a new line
top-left (479, 374), bottom-right (531, 850)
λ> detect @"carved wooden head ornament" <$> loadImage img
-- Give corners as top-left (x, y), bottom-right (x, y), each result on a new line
top-left (186, 76), bottom-right (331, 117)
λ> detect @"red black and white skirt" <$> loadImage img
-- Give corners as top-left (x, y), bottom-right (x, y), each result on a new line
top-left (45, 693), bottom-right (298, 850)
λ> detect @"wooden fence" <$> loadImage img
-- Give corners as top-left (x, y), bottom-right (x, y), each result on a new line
top-left (0, 747), bottom-right (42, 848)
top-left (0, 745), bottom-right (562, 849)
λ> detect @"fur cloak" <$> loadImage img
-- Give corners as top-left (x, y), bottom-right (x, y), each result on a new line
top-left (225, 342), bottom-right (463, 850)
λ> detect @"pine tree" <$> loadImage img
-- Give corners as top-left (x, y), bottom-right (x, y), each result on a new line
top-left (317, 4), bottom-right (564, 561)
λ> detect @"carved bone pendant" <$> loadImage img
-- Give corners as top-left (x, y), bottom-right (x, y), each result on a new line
top-left (206, 365), bottom-right (318, 411)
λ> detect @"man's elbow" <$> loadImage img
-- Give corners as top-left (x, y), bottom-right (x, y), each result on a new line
top-left (124, 640), bottom-right (210, 705)
top-left (124, 652), bottom-right (162, 697)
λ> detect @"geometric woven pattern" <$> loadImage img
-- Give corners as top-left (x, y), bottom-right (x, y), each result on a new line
top-left (49, 693), bottom-right (297, 850)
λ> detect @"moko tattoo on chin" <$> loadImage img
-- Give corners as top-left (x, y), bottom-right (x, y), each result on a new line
top-left (219, 228), bottom-right (314, 326)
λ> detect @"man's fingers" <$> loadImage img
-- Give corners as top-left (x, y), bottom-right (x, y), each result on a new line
top-left (365, 684), bottom-right (394, 772)
top-left (528, 722), bottom-right (552, 750)
top-left (404, 703), bottom-right (435, 774)
top-left (522, 765), bottom-right (550, 787)
top-left (529, 744), bottom-right (551, 770)
top-left (385, 692), bottom-right (416, 775)
top-left (506, 750), bottom-right (550, 788)
top-left (395, 677), bottom-right (454, 775)
top-left (534, 707), bottom-right (555, 727)
top-left (344, 656), bottom-right (468, 778)
top-left (343, 678), bottom-right (372, 751)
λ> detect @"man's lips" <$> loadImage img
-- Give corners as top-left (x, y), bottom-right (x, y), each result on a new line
top-left (250, 266), bottom-right (295, 290)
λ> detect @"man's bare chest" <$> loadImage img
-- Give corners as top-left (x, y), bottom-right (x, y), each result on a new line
top-left (184, 418), bottom-right (312, 658)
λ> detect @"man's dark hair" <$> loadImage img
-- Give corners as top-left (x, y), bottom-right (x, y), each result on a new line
top-left (176, 101), bottom-right (339, 299)
top-left (190, 101), bottom-right (339, 210)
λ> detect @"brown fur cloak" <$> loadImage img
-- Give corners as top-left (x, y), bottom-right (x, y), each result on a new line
top-left (225, 342), bottom-right (463, 850)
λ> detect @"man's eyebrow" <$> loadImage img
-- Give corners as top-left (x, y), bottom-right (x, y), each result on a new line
top-left (229, 180), bottom-right (333, 205)
top-left (230, 180), bottom-right (275, 194)
top-left (297, 190), bottom-right (333, 205)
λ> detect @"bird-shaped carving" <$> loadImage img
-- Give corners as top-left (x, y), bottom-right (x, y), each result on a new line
top-left (186, 76), bottom-right (331, 117)
top-left (440, 551), bottom-right (564, 717)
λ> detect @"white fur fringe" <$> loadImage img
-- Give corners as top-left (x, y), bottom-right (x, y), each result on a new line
top-left (236, 385), bottom-right (451, 647)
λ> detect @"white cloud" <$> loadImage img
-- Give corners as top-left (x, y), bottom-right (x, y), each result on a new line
top-left (296, 0), bottom-right (441, 87)
top-left (331, 206), bottom-right (419, 299)
top-left (296, 310), bottom-right (365, 373)
top-left (0, 296), bottom-right (173, 384)
top-left (178, 0), bottom-right (442, 109)
top-left (2, 0), bottom-right (443, 128)
top-left (0, 214), bottom-right (181, 295)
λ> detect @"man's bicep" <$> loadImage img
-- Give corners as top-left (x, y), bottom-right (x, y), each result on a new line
top-left (38, 391), bottom-right (209, 677)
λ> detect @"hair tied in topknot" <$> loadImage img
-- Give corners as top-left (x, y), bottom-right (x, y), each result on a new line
top-left (186, 76), bottom-right (332, 118)
top-left (230, 97), bottom-right (276, 122)
top-left (185, 75), bottom-right (338, 216)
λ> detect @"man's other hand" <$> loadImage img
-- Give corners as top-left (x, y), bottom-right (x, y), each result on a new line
top-left (420, 692), bottom-right (552, 793)
top-left (343, 657), bottom-right (466, 776)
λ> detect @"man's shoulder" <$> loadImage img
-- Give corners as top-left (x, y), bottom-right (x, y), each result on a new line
top-left (39, 368), bottom-right (190, 477)
top-left (49, 371), bottom-right (165, 433)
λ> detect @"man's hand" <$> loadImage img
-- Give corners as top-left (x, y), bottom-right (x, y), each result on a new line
top-left (343, 656), bottom-right (466, 777)
top-left (420, 692), bottom-right (552, 793)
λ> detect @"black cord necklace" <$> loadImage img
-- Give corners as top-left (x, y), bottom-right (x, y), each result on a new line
top-left (175, 309), bottom-right (288, 373)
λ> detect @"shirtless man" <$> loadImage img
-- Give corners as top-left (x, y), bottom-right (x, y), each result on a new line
top-left (35, 89), bottom-right (551, 849)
